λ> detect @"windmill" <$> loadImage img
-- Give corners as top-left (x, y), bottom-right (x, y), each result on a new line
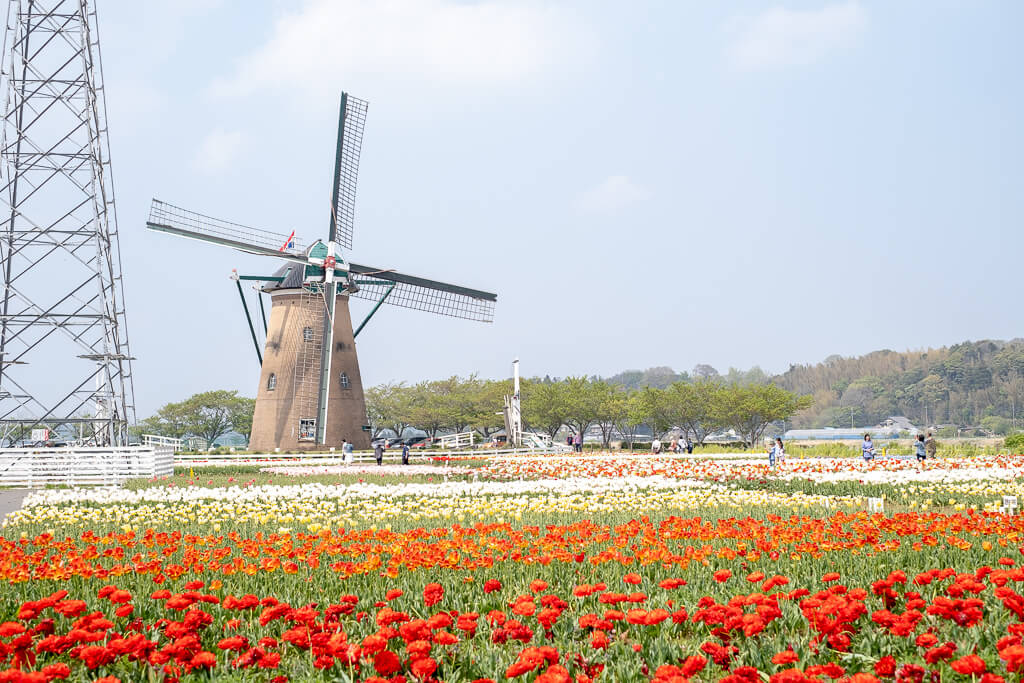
top-left (146, 93), bottom-right (496, 451)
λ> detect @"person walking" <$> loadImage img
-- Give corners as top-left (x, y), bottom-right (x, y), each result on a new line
top-left (670, 438), bottom-right (678, 454)
top-left (374, 441), bottom-right (384, 466)
top-left (567, 434), bottom-right (574, 449)
top-left (343, 438), bottom-right (354, 465)
top-left (862, 434), bottom-right (875, 461)
top-left (573, 433), bottom-right (582, 453)
top-left (914, 433), bottom-right (927, 466)
top-left (767, 440), bottom-right (776, 467)
top-left (774, 437), bottom-right (785, 464)
top-left (686, 438), bottom-right (693, 454)
top-left (401, 441), bottom-right (410, 466)
top-left (925, 432), bottom-right (937, 459)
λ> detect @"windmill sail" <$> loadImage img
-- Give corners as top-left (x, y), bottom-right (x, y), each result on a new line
top-left (347, 263), bottom-right (496, 323)
top-left (329, 94), bottom-right (369, 250)
top-left (147, 200), bottom-right (308, 264)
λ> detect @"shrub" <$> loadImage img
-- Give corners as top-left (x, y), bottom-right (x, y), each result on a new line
top-left (1005, 433), bottom-right (1024, 453)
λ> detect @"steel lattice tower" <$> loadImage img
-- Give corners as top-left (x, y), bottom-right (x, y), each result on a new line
top-left (0, 0), bottom-right (134, 446)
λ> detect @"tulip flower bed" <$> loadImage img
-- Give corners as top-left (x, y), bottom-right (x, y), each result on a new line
top-left (4, 478), bottom-right (861, 532)
top-left (4, 455), bottom-right (1024, 682)
top-left (479, 455), bottom-right (1024, 487)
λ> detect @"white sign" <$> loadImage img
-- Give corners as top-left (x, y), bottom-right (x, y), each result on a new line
top-left (867, 498), bottom-right (884, 513)
top-left (1003, 495), bottom-right (1018, 511)
top-left (30, 428), bottom-right (49, 442)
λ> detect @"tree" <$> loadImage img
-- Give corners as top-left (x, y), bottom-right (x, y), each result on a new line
top-left (471, 379), bottom-right (507, 439)
top-left (724, 366), bottom-right (769, 385)
top-left (408, 379), bottom-right (455, 440)
top-left (141, 390), bottom-right (255, 445)
top-left (715, 384), bottom-right (812, 447)
top-left (666, 380), bottom-right (721, 446)
top-left (633, 386), bottom-right (673, 440)
top-left (522, 379), bottom-right (567, 439)
top-left (918, 374), bottom-right (948, 426)
top-left (562, 377), bottom-right (603, 440)
top-left (592, 383), bottom-right (625, 448)
top-left (641, 367), bottom-right (680, 389)
top-left (692, 364), bottom-right (719, 381)
top-left (365, 382), bottom-right (413, 439)
top-left (839, 384), bottom-right (874, 428)
top-left (999, 372), bottom-right (1024, 430)
top-left (614, 392), bottom-right (645, 449)
top-left (981, 415), bottom-right (1012, 436)
top-left (138, 401), bottom-right (191, 440)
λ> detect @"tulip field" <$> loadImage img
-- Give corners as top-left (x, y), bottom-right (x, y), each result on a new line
top-left (3, 453), bottom-right (1024, 682)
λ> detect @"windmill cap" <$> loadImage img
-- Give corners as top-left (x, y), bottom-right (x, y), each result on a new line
top-left (262, 263), bottom-right (306, 292)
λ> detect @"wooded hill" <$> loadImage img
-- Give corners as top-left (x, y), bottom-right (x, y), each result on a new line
top-left (604, 339), bottom-right (1024, 434)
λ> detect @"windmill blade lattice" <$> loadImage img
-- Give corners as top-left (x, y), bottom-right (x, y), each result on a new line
top-left (148, 200), bottom-right (306, 257)
top-left (330, 95), bottom-right (369, 251)
top-left (347, 264), bottom-right (496, 323)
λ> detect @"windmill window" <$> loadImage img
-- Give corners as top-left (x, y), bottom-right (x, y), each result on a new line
top-left (302, 327), bottom-right (313, 342)
top-left (267, 373), bottom-right (277, 391)
top-left (339, 372), bottom-right (350, 389)
top-left (298, 418), bottom-right (316, 441)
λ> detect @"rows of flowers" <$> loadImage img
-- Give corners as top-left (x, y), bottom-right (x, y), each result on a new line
top-left (6, 453), bottom-right (1024, 681)
top-left (260, 465), bottom-right (478, 477)
top-left (3, 479), bottom-right (861, 532)
top-left (3, 511), bottom-right (1024, 681)
top-left (478, 455), bottom-right (1024, 486)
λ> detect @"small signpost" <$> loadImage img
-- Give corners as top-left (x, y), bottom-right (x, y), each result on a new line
top-left (1001, 495), bottom-right (1018, 514)
top-left (30, 428), bottom-right (49, 443)
top-left (867, 497), bottom-right (884, 513)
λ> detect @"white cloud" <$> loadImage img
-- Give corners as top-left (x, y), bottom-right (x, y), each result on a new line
top-left (192, 129), bottom-right (244, 174)
top-left (213, 0), bottom-right (591, 97)
top-left (575, 176), bottom-right (652, 214)
top-left (727, 2), bottom-right (866, 71)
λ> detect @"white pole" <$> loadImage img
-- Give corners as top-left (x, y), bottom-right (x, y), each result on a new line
top-left (512, 358), bottom-right (522, 447)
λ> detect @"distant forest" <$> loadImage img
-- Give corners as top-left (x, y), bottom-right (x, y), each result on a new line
top-left (600, 339), bottom-right (1024, 434)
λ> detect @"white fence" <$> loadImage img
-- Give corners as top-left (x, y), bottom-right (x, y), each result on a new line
top-left (174, 446), bottom-right (558, 468)
top-left (436, 432), bottom-right (475, 449)
top-left (0, 446), bottom-right (173, 487)
top-left (141, 434), bottom-right (183, 451)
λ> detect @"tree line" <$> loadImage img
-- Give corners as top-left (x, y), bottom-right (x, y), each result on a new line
top-left (368, 376), bottom-right (810, 448)
top-left (774, 339), bottom-right (1024, 434)
top-left (132, 338), bottom-right (1024, 448)
top-left (136, 378), bottom-right (810, 449)
top-left (601, 339), bottom-right (1024, 435)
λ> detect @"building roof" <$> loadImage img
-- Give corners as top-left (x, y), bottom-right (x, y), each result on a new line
top-left (262, 263), bottom-right (305, 292)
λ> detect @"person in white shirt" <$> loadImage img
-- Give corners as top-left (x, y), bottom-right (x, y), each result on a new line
top-left (774, 437), bottom-right (785, 464)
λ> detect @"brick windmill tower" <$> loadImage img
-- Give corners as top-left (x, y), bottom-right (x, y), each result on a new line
top-left (146, 93), bottom-right (496, 451)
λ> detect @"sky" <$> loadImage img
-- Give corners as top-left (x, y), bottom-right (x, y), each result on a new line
top-left (84, 0), bottom-right (1024, 417)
